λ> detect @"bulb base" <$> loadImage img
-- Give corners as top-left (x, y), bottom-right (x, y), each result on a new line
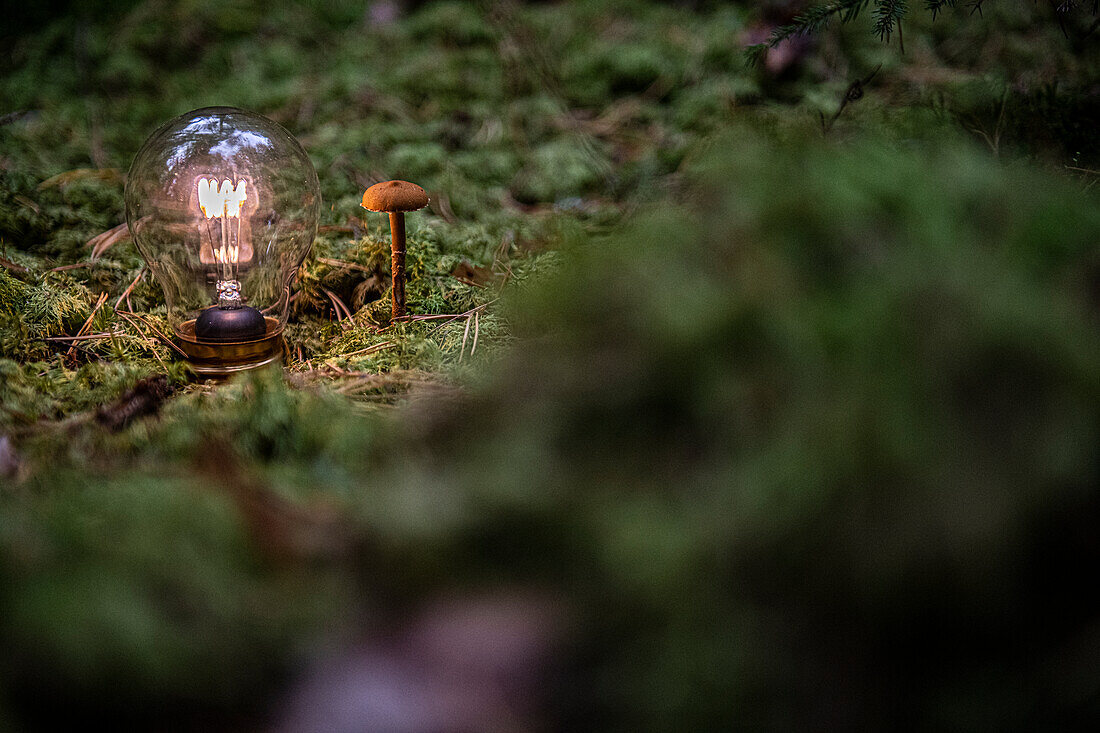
top-left (195, 304), bottom-right (267, 342)
top-left (175, 315), bottom-right (284, 378)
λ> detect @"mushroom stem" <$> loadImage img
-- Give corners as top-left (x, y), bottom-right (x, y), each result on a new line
top-left (389, 211), bottom-right (407, 319)
top-left (362, 179), bottom-right (426, 320)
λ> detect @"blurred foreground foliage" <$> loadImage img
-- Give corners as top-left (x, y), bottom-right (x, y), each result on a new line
top-left (4, 127), bottom-right (1099, 729)
top-left (2, 0), bottom-right (1100, 730)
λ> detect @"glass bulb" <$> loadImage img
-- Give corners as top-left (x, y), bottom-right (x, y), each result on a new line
top-left (125, 107), bottom-right (320, 374)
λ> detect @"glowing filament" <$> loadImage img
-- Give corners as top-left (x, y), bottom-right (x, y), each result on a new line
top-left (212, 243), bottom-right (239, 264)
top-left (198, 178), bottom-right (247, 219)
top-left (196, 176), bottom-right (249, 303)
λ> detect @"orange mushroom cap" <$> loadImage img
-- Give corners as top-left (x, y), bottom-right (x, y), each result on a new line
top-left (361, 180), bottom-right (429, 213)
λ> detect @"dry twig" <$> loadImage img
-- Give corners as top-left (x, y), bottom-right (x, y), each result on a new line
top-left (0, 256), bottom-right (28, 275)
top-left (43, 331), bottom-right (123, 342)
top-left (820, 65), bottom-right (882, 134)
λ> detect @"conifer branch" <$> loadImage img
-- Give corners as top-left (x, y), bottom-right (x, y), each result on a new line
top-left (745, 0), bottom-right (872, 66)
top-left (744, 0), bottom-right (1097, 67)
top-left (873, 0), bottom-right (908, 43)
top-left (925, 0), bottom-right (958, 21)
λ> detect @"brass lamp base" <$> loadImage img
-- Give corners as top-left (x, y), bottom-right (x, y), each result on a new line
top-left (175, 315), bottom-right (284, 378)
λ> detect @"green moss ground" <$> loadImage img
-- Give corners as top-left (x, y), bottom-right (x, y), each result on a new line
top-left (1, 1), bottom-right (1099, 729)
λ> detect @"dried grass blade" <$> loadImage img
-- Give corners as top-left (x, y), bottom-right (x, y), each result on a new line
top-left (67, 292), bottom-right (109, 360)
top-left (87, 223), bottom-right (131, 260)
top-left (316, 257), bottom-right (375, 273)
top-left (114, 267), bottom-right (146, 310)
top-left (471, 310), bottom-right (480, 356)
top-left (342, 340), bottom-right (396, 357)
top-left (322, 288), bottom-right (354, 326)
top-left (459, 312), bottom-right (472, 360)
top-left (117, 310), bottom-right (188, 359)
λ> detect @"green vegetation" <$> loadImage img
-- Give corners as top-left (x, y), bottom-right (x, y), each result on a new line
top-left (745, 0), bottom-right (1100, 65)
top-left (1, 1), bottom-right (1098, 729)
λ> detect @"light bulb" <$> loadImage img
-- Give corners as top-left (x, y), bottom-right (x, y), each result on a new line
top-left (125, 107), bottom-right (320, 376)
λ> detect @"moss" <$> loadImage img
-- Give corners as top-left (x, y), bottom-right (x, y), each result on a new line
top-left (1, 0), bottom-right (1099, 729)
top-left (511, 138), bottom-right (609, 204)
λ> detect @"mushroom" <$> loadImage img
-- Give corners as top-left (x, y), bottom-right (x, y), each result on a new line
top-left (361, 180), bottom-right (429, 320)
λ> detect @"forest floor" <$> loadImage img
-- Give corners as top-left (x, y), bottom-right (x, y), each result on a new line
top-left (1, 1), bottom-right (1098, 730)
